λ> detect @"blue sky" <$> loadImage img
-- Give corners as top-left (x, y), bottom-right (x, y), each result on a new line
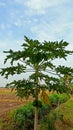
top-left (0, 0), bottom-right (73, 87)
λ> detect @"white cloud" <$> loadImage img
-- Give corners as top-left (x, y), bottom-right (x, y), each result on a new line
top-left (31, 19), bottom-right (73, 42)
top-left (0, 39), bottom-right (23, 69)
top-left (25, 0), bottom-right (68, 14)
top-left (9, 9), bottom-right (29, 28)
top-left (0, 40), bottom-right (22, 52)
top-left (31, 26), bottom-right (55, 41)
top-left (9, 10), bottom-right (21, 27)
top-left (31, 22), bottom-right (62, 41)
top-left (67, 43), bottom-right (73, 51)
top-left (14, 0), bottom-right (68, 14)
top-left (14, 0), bottom-right (25, 4)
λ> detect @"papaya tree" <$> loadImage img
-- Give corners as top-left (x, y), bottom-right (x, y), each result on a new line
top-left (60, 74), bottom-right (73, 94)
top-left (0, 36), bottom-right (73, 130)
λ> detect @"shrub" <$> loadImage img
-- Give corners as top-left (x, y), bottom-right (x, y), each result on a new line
top-left (49, 93), bottom-right (59, 104)
top-left (2, 103), bottom-right (51, 130)
top-left (49, 93), bottom-right (70, 105)
top-left (12, 103), bottom-right (34, 130)
top-left (59, 93), bottom-right (70, 103)
top-left (38, 115), bottom-right (56, 130)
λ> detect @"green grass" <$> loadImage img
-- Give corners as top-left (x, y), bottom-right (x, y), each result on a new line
top-left (51, 97), bottom-right (73, 130)
top-left (38, 96), bottom-right (73, 130)
top-left (55, 97), bottom-right (73, 119)
top-left (0, 119), bottom-right (3, 129)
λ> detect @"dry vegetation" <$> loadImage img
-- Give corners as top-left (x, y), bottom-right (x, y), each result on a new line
top-left (0, 88), bottom-right (32, 117)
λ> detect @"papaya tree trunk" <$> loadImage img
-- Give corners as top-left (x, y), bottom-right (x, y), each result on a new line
top-left (34, 64), bottom-right (39, 130)
top-left (34, 106), bottom-right (38, 130)
top-left (34, 87), bottom-right (39, 130)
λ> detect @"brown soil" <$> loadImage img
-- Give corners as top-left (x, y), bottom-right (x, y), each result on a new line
top-left (0, 88), bottom-right (32, 117)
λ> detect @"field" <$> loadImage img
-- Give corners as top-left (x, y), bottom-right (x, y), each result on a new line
top-left (0, 88), bottom-right (32, 117)
top-left (0, 88), bottom-right (73, 129)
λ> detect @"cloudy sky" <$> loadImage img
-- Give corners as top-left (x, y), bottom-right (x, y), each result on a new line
top-left (0, 0), bottom-right (73, 87)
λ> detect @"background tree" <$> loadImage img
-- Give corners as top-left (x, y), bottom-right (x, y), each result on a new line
top-left (0, 36), bottom-right (73, 130)
top-left (60, 74), bottom-right (73, 94)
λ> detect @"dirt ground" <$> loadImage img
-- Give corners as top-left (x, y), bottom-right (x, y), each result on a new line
top-left (0, 88), bottom-right (32, 117)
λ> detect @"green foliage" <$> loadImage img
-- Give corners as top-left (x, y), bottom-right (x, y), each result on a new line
top-left (59, 93), bottom-right (70, 103)
top-left (49, 93), bottom-right (70, 104)
top-left (45, 117), bottom-right (56, 130)
top-left (0, 36), bottom-right (73, 130)
top-left (0, 36), bottom-right (73, 98)
top-left (0, 63), bottom-right (26, 79)
top-left (2, 103), bottom-right (51, 130)
top-left (2, 103), bottom-right (34, 130)
top-left (38, 104), bottom-right (51, 118)
top-left (12, 104), bottom-right (34, 130)
top-left (0, 119), bottom-right (3, 129)
top-left (38, 115), bottom-right (56, 130)
top-left (39, 97), bottom-right (73, 130)
top-left (48, 97), bottom-right (73, 130)
top-left (49, 93), bottom-right (60, 104)
top-left (7, 80), bottom-right (37, 98)
top-left (32, 99), bottom-right (42, 107)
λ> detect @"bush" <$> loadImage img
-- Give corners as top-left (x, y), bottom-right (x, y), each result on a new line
top-left (2, 103), bottom-right (51, 130)
top-left (49, 93), bottom-right (70, 105)
top-left (49, 93), bottom-right (59, 104)
top-left (59, 93), bottom-right (70, 103)
top-left (11, 103), bottom-right (34, 130)
top-left (38, 115), bottom-right (56, 130)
